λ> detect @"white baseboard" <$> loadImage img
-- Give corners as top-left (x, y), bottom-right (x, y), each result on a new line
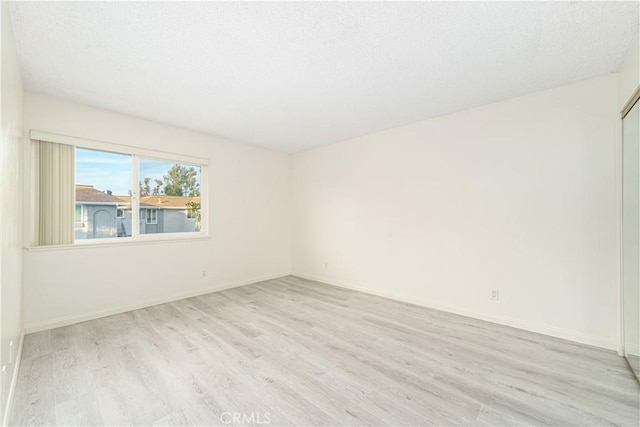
top-left (292, 272), bottom-right (619, 352)
top-left (3, 329), bottom-right (25, 427)
top-left (25, 272), bottom-right (291, 334)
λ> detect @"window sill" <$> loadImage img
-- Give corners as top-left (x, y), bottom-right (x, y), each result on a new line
top-left (25, 234), bottom-right (210, 252)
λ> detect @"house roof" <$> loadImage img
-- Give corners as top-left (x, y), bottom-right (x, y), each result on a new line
top-left (112, 195), bottom-right (151, 207)
top-left (113, 194), bottom-right (200, 209)
top-left (76, 185), bottom-right (122, 204)
top-left (113, 195), bottom-right (131, 204)
top-left (141, 195), bottom-right (200, 209)
top-left (76, 185), bottom-right (200, 209)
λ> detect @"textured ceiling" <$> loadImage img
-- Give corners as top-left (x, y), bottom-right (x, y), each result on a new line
top-left (9, 1), bottom-right (640, 152)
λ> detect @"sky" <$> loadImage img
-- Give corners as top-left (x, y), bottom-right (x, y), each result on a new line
top-left (76, 148), bottom-right (200, 195)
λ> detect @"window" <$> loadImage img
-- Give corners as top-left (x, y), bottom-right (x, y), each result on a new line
top-left (74, 205), bottom-right (83, 223)
top-left (32, 133), bottom-right (208, 247)
top-left (75, 148), bottom-right (132, 241)
top-left (146, 209), bottom-right (157, 224)
top-left (139, 157), bottom-right (201, 234)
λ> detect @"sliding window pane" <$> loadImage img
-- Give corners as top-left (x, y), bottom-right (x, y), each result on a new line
top-left (75, 148), bottom-right (132, 240)
top-left (139, 158), bottom-right (202, 234)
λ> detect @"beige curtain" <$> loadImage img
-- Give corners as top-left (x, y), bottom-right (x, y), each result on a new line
top-left (36, 140), bottom-right (74, 246)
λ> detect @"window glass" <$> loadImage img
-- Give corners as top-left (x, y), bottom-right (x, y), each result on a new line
top-left (146, 209), bottom-right (157, 224)
top-left (35, 142), bottom-right (206, 246)
top-left (75, 148), bottom-right (132, 240)
top-left (139, 158), bottom-right (202, 234)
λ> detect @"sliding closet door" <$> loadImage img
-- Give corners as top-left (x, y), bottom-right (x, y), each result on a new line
top-left (623, 97), bottom-right (640, 381)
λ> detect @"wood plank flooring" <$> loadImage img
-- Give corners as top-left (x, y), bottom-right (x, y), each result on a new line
top-left (9, 276), bottom-right (640, 426)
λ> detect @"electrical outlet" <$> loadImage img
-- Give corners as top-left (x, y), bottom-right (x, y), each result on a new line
top-left (491, 290), bottom-right (500, 301)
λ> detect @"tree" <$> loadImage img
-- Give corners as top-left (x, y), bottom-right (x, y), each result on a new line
top-left (139, 177), bottom-right (165, 196)
top-left (153, 179), bottom-right (163, 195)
top-left (139, 177), bottom-right (151, 196)
top-left (163, 164), bottom-right (200, 196)
top-left (186, 201), bottom-right (201, 230)
top-left (104, 189), bottom-right (113, 195)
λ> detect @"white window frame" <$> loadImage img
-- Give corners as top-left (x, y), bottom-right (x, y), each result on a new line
top-left (146, 208), bottom-right (158, 225)
top-left (28, 130), bottom-right (210, 249)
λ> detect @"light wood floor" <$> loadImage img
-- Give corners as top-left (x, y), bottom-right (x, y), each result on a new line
top-left (9, 276), bottom-right (640, 426)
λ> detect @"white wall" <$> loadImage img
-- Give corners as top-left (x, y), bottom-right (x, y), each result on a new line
top-left (1, 2), bottom-right (25, 423)
top-left (23, 93), bottom-right (291, 331)
top-left (292, 74), bottom-right (620, 350)
top-left (618, 26), bottom-right (640, 360)
top-left (618, 28), bottom-right (639, 110)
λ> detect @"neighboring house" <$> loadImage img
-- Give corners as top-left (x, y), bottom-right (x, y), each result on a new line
top-left (139, 195), bottom-right (200, 234)
top-left (77, 185), bottom-right (201, 239)
top-left (75, 185), bottom-right (126, 239)
top-left (114, 194), bottom-right (200, 236)
top-left (113, 195), bottom-right (150, 236)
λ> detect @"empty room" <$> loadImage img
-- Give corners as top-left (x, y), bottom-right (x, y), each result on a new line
top-left (1, 1), bottom-right (639, 426)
